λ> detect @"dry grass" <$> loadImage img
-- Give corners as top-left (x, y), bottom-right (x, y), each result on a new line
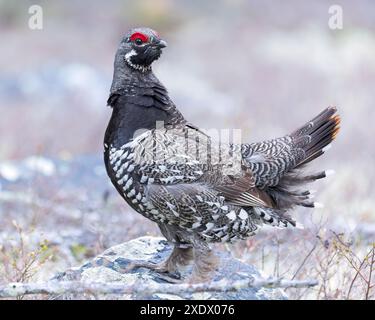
top-left (0, 221), bottom-right (55, 299)
top-left (230, 216), bottom-right (375, 300)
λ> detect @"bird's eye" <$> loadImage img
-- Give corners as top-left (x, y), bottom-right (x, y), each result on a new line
top-left (135, 38), bottom-right (143, 45)
top-left (129, 32), bottom-right (148, 45)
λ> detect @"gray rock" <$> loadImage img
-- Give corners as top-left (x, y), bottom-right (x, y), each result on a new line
top-left (54, 236), bottom-right (287, 300)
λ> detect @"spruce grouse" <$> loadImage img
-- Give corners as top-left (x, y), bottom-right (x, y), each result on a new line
top-left (104, 27), bottom-right (340, 282)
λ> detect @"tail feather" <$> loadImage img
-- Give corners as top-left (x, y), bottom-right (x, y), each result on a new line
top-left (292, 106), bottom-right (341, 167)
top-left (267, 107), bottom-right (340, 213)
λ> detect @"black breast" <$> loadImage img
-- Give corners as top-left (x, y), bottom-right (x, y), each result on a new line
top-left (105, 96), bottom-right (169, 148)
top-left (104, 79), bottom-right (172, 149)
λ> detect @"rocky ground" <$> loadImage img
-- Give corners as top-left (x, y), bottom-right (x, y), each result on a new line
top-left (53, 236), bottom-right (287, 300)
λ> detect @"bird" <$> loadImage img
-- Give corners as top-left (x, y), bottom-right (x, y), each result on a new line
top-left (104, 27), bottom-right (340, 282)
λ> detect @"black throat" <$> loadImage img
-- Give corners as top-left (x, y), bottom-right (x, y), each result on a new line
top-left (104, 95), bottom-right (170, 148)
top-left (104, 60), bottom-right (186, 149)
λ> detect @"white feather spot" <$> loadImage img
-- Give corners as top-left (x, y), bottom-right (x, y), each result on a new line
top-left (322, 144), bottom-right (332, 152)
top-left (125, 49), bottom-right (137, 60)
top-left (295, 222), bottom-right (305, 229)
top-left (115, 167), bottom-right (124, 178)
top-left (216, 231), bottom-right (225, 237)
top-left (124, 178), bottom-right (133, 190)
top-left (158, 165), bottom-right (166, 172)
top-left (192, 222), bottom-right (201, 229)
top-left (166, 202), bottom-right (176, 210)
top-left (226, 210), bottom-right (237, 221)
top-left (205, 222), bottom-right (215, 231)
top-left (239, 209), bottom-right (248, 220)
top-left (123, 162), bottom-right (129, 170)
top-left (221, 234), bottom-right (230, 242)
top-left (325, 169), bottom-right (335, 176)
top-left (127, 189), bottom-right (136, 198)
top-left (314, 202), bottom-right (325, 209)
top-left (120, 151), bottom-right (129, 160)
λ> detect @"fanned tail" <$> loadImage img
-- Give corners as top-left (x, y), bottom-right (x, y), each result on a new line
top-left (292, 106), bottom-right (340, 167)
top-left (268, 106), bottom-right (340, 212)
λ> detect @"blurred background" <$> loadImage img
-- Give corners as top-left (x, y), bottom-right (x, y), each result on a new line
top-left (0, 0), bottom-right (374, 299)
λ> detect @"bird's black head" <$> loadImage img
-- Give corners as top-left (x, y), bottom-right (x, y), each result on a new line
top-left (116, 27), bottom-right (167, 73)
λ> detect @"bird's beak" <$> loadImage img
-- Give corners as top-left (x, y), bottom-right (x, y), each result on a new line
top-left (156, 39), bottom-right (167, 49)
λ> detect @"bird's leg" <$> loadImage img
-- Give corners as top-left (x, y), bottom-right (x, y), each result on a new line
top-left (189, 247), bottom-right (219, 283)
top-left (124, 246), bottom-right (193, 279)
top-left (169, 245), bottom-right (194, 269)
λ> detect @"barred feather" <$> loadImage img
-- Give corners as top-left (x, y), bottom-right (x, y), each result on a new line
top-left (105, 32), bottom-right (340, 247)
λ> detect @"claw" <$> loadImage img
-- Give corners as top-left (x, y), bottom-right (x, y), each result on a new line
top-left (155, 272), bottom-right (183, 284)
top-left (124, 261), bottom-right (168, 273)
top-left (124, 260), bottom-right (183, 283)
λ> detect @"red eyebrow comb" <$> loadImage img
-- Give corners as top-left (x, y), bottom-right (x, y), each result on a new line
top-left (129, 32), bottom-right (149, 42)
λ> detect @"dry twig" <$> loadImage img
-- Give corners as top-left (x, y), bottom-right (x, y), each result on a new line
top-left (0, 277), bottom-right (318, 298)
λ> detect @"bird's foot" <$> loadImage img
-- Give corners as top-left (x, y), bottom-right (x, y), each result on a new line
top-left (155, 272), bottom-right (183, 284)
top-left (123, 260), bottom-right (183, 283)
